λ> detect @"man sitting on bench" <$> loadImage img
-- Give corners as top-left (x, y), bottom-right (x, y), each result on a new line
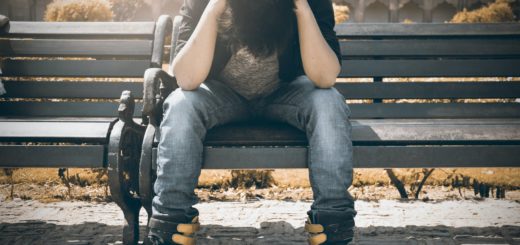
top-left (148, 0), bottom-right (356, 244)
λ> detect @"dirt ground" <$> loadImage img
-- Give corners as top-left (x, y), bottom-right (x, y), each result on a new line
top-left (0, 198), bottom-right (519, 244)
top-left (1, 168), bottom-right (519, 244)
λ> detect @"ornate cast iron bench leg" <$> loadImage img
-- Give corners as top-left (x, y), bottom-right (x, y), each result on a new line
top-left (109, 91), bottom-right (146, 245)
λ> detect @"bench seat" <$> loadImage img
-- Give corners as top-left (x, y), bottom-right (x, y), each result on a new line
top-left (200, 119), bottom-right (520, 146)
top-left (0, 117), bottom-right (115, 143)
top-left (150, 118), bottom-right (520, 169)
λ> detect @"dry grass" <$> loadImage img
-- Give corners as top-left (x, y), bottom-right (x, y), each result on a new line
top-left (1, 168), bottom-right (519, 202)
top-left (2, 168), bottom-right (519, 188)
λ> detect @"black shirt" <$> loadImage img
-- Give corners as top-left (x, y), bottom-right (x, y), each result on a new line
top-left (174, 0), bottom-right (341, 83)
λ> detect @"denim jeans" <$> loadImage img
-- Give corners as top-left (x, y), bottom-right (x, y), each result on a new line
top-left (153, 75), bottom-right (356, 221)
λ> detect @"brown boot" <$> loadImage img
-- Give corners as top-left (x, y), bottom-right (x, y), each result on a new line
top-left (147, 215), bottom-right (200, 245)
top-left (305, 211), bottom-right (355, 245)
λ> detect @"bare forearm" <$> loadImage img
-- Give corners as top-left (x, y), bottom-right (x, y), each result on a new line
top-left (172, 1), bottom-right (224, 90)
top-left (295, 2), bottom-right (341, 88)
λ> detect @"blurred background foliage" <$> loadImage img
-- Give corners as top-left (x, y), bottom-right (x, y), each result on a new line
top-left (44, 0), bottom-right (114, 21)
top-left (451, 0), bottom-right (515, 23)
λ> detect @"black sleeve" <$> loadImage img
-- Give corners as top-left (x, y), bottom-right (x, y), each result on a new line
top-left (308, 0), bottom-right (342, 65)
top-left (173, 0), bottom-right (209, 59)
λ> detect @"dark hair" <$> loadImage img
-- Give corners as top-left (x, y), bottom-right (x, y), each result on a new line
top-left (218, 0), bottom-right (296, 58)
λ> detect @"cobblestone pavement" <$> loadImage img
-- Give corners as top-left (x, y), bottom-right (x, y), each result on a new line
top-left (0, 199), bottom-right (519, 244)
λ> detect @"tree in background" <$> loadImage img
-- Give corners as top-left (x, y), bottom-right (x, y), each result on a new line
top-left (44, 0), bottom-right (113, 21)
top-left (451, 0), bottom-right (515, 23)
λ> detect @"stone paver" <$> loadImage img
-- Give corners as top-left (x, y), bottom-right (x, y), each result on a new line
top-left (0, 199), bottom-right (519, 244)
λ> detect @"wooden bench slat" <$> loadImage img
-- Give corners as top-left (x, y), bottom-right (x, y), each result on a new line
top-left (0, 121), bottom-right (113, 143)
top-left (340, 39), bottom-right (520, 57)
top-left (3, 81), bottom-right (144, 99)
top-left (0, 101), bottom-right (123, 117)
top-left (1, 21), bottom-right (155, 38)
top-left (203, 119), bottom-right (520, 146)
top-left (339, 59), bottom-right (520, 77)
top-left (4, 81), bottom-right (518, 100)
top-left (0, 145), bottom-right (105, 168)
top-left (335, 82), bottom-right (520, 99)
top-left (2, 60), bottom-right (152, 77)
top-left (2, 102), bottom-right (519, 118)
top-left (335, 23), bottom-right (520, 37)
top-left (353, 119), bottom-right (520, 143)
top-left (0, 39), bottom-right (153, 57)
top-left (352, 103), bottom-right (520, 118)
top-left (151, 145), bottom-right (520, 169)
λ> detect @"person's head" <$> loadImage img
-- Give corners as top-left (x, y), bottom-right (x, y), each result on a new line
top-left (218, 0), bottom-right (296, 58)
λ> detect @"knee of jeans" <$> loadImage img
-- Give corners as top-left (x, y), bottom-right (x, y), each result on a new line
top-left (162, 88), bottom-right (201, 121)
top-left (308, 88), bottom-right (350, 118)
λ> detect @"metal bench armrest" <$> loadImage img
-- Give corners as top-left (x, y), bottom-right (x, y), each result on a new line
top-left (142, 68), bottom-right (178, 125)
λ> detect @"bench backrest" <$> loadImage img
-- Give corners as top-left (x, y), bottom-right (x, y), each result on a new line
top-left (3, 18), bottom-right (518, 120)
top-left (334, 23), bottom-right (520, 119)
top-left (0, 16), bottom-right (172, 118)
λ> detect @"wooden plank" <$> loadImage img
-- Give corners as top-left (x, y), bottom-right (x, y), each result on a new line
top-left (353, 145), bottom-right (520, 168)
top-left (1, 21), bottom-right (155, 38)
top-left (0, 121), bottom-right (113, 143)
top-left (206, 122), bottom-right (306, 146)
top-left (3, 80), bottom-right (143, 99)
top-left (339, 59), bottom-right (520, 77)
top-left (335, 23), bottom-right (520, 37)
top-left (2, 101), bottom-right (519, 118)
top-left (204, 119), bottom-right (520, 146)
top-left (0, 101), bottom-right (129, 117)
top-left (0, 39), bottom-right (153, 57)
top-left (351, 119), bottom-right (520, 143)
top-left (350, 103), bottom-right (520, 119)
top-left (4, 81), bottom-right (518, 100)
top-left (152, 145), bottom-right (520, 169)
top-left (0, 145), bottom-right (105, 168)
top-left (2, 59), bottom-right (151, 77)
top-left (334, 82), bottom-right (520, 99)
top-left (340, 39), bottom-right (520, 57)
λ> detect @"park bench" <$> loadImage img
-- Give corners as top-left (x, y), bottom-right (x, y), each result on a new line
top-left (0, 15), bottom-right (172, 244)
top-left (122, 16), bottom-right (520, 244)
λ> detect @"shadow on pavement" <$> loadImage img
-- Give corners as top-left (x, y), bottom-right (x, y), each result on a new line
top-left (0, 221), bottom-right (518, 244)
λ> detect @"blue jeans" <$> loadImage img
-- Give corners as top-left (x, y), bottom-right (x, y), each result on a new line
top-left (153, 75), bottom-right (356, 220)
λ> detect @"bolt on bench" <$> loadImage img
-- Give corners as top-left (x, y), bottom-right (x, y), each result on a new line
top-left (0, 15), bottom-right (172, 244)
